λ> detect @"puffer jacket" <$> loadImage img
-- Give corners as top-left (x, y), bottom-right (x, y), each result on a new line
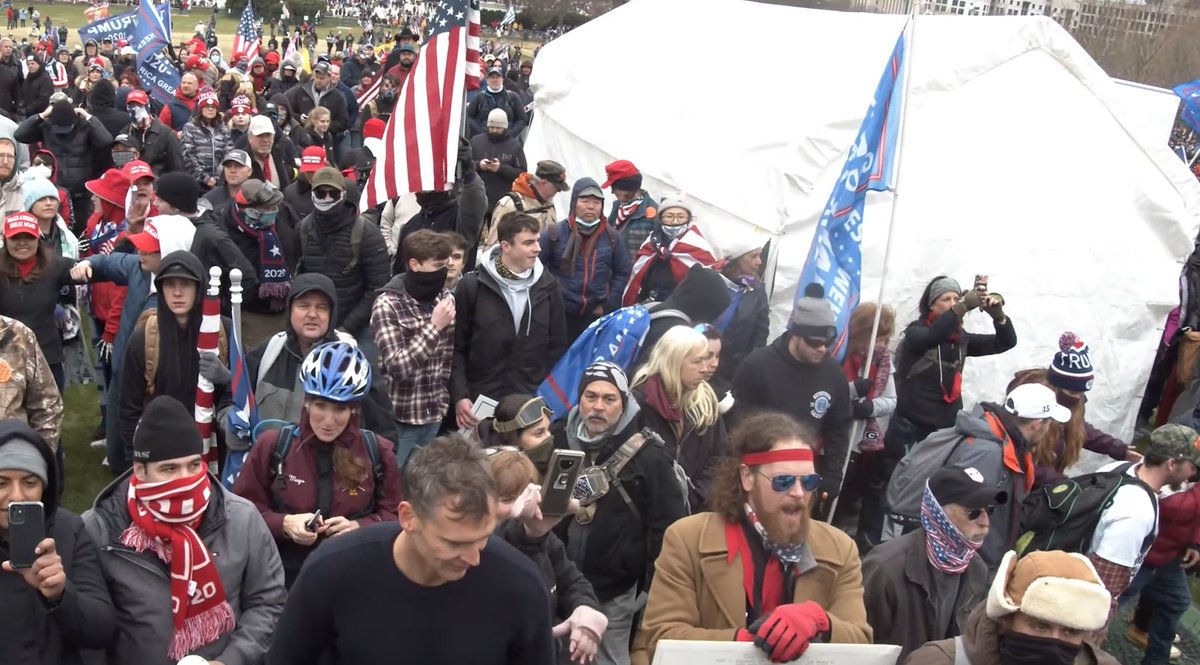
top-left (0, 315), bottom-right (63, 445)
top-left (83, 472), bottom-right (287, 665)
top-left (124, 118), bottom-right (185, 175)
top-left (180, 117), bottom-right (232, 186)
top-left (294, 200), bottom-right (390, 336)
top-left (1145, 483), bottom-right (1200, 568)
top-left (540, 177), bottom-right (632, 316)
top-left (0, 421), bottom-right (114, 665)
top-left (18, 66), bottom-right (53, 118)
top-left (13, 114), bottom-right (113, 194)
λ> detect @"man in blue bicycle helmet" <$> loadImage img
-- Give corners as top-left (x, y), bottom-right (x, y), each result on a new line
top-left (232, 341), bottom-right (403, 588)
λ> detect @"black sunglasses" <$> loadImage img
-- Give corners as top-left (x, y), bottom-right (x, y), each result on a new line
top-left (967, 505), bottom-right (996, 521)
top-left (802, 337), bottom-right (833, 349)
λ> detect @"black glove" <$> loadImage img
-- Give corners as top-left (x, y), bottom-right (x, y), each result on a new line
top-left (817, 475), bottom-right (841, 502)
top-left (983, 292), bottom-right (1006, 322)
top-left (457, 137), bottom-right (474, 177)
top-left (851, 398), bottom-right (874, 419)
top-left (198, 351), bottom-right (231, 386)
top-left (851, 378), bottom-right (871, 397)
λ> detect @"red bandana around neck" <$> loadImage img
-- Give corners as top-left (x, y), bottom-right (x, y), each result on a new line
top-left (14, 255), bottom-right (36, 279)
top-left (120, 471), bottom-right (234, 661)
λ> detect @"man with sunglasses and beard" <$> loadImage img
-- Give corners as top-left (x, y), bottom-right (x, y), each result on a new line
top-left (632, 412), bottom-right (871, 665)
top-left (861, 466), bottom-right (1002, 660)
top-left (731, 284), bottom-right (852, 518)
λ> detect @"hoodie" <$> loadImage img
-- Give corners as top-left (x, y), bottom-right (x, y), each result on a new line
top-left (85, 78), bottom-right (131, 144)
top-left (482, 244), bottom-right (544, 334)
top-left (0, 422), bottom-right (116, 665)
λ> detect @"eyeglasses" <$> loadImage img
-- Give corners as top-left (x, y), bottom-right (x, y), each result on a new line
top-left (661, 213), bottom-right (689, 223)
top-left (802, 337), bottom-right (833, 349)
top-left (967, 505), bottom-right (996, 521)
top-left (493, 397), bottom-right (552, 433)
top-left (483, 445), bottom-right (520, 457)
top-left (756, 470), bottom-right (822, 493)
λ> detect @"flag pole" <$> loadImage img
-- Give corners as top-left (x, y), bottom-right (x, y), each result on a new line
top-left (230, 268), bottom-right (243, 356)
top-left (828, 14), bottom-right (917, 525)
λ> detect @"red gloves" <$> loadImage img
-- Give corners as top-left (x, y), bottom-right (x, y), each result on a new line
top-left (752, 601), bottom-right (831, 663)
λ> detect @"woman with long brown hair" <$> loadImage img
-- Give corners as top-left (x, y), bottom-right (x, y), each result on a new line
top-left (1008, 332), bottom-right (1140, 488)
top-left (232, 341), bottom-right (403, 587)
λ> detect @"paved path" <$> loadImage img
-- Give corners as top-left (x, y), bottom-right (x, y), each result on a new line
top-left (1104, 603), bottom-right (1200, 665)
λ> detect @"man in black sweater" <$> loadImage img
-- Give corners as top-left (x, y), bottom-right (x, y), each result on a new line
top-left (732, 283), bottom-right (852, 519)
top-left (266, 435), bottom-right (554, 665)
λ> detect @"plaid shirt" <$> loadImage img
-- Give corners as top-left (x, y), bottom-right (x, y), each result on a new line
top-left (370, 288), bottom-right (455, 425)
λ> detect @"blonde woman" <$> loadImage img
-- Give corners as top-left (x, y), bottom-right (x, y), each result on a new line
top-left (631, 325), bottom-right (727, 511)
top-left (294, 106), bottom-right (336, 167)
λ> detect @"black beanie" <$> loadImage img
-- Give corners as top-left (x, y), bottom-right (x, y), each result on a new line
top-left (132, 396), bottom-right (204, 463)
top-left (611, 174), bottom-right (642, 193)
top-left (155, 173), bottom-right (201, 214)
top-left (578, 361), bottom-right (630, 408)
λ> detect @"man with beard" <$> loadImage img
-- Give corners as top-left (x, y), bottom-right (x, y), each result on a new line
top-left (553, 361), bottom-right (688, 665)
top-left (862, 466), bottom-right (1001, 660)
top-left (385, 43), bottom-right (418, 82)
top-left (905, 550), bottom-right (1120, 665)
top-left (466, 67), bottom-right (528, 139)
top-left (631, 412), bottom-right (871, 665)
top-left (469, 108), bottom-right (526, 212)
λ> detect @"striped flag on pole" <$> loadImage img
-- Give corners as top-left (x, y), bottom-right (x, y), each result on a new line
top-left (361, 0), bottom-right (481, 208)
top-left (195, 270), bottom-right (222, 471)
top-left (232, 1), bottom-right (260, 64)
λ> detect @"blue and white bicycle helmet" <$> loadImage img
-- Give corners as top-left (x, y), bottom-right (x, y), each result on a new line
top-left (300, 341), bottom-right (372, 403)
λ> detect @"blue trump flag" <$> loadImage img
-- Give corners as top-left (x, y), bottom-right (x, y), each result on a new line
top-left (1174, 80), bottom-right (1200, 134)
top-left (133, 0), bottom-right (180, 104)
top-left (78, 3), bottom-right (169, 47)
top-left (221, 320), bottom-right (260, 489)
top-left (794, 27), bottom-right (907, 362)
top-left (537, 305), bottom-right (651, 420)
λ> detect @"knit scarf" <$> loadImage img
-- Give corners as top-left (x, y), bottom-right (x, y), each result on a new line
top-left (642, 374), bottom-right (683, 423)
top-left (493, 251), bottom-right (530, 281)
top-left (614, 197), bottom-right (642, 228)
top-left (231, 205), bottom-right (291, 310)
top-left (843, 346), bottom-right (892, 452)
top-left (924, 311), bottom-right (964, 404)
top-left (119, 471), bottom-right (234, 661)
top-left (744, 502), bottom-right (805, 566)
top-left (919, 482), bottom-right (981, 574)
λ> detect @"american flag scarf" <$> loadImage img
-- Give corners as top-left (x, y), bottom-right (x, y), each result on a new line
top-left (622, 224), bottom-right (716, 307)
top-left (920, 482), bottom-right (981, 574)
top-left (195, 283), bottom-right (222, 469)
top-left (120, 472), bottom-right (234, 660)
top-left (613, 197), bottom-right (643, 229)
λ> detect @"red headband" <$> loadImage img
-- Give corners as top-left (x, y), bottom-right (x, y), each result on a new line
top-left (742, 449), bottom-right (814, 467)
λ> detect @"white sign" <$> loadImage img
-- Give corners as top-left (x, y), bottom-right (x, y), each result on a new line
top-left (651, 641), bottom-right (902, 665)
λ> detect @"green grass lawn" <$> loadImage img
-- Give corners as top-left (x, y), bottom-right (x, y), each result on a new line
top-left (59, 381), bottom-right (111, 514)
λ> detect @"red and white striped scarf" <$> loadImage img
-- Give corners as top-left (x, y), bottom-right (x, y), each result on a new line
top-left (614, 197), bottom-right (643, 229)
top-left (120, 472), bottom-right (234, 661)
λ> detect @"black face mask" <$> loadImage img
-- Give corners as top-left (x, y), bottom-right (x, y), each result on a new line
top-left (404, 267), bottom-right (448, 303)
top-left (415, 191), bottom-right (453, 210)
top-left (998, 632), bottom-right (1082, 665)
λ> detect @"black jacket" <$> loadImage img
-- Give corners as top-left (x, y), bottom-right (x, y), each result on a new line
top-left (466, 87), bottom-right (528, 138)
top-left (282, 176), bottom-right (314, 221)
top-left (283, 81), bottom-right (349, 136)
top-left (214, 199), bottom-right (301, 315)
top-left (395, 175), bottom-right (487, 275)
top-left (14, 115), bottom-right (112, 194)
top-left (190, 209), bottom-right (258, 314)
top-left (638, 264), bottom-right (732, 366)
top-left (0, 56), bottom-right (19, 119)
top-left (18, 67), bottom-right (52, 118)
top-left (552, 413), bottom-right (689, 602)
top-left (123, 119), bottom-right (184, 176)
top-left (294, 200), bottom-right (390, 336)
top-left (468, 130), bottom-right (527, 210)
top-left (717, 280), bottom-right (770, 382)
top-left (451, 253), bottom-right (566, 404)
top-left (0, 421), bottom-right (115, 665)
top-left (497, 518), bottom-right (599, 622)
top-left (85, 80), bottom-right (130, 144)
top-left (633, 386), bottom-right (728, 511)
top-left (247, 143), bottom-right (294, 190)
top-left (0, 256), bottom-right (76, 364)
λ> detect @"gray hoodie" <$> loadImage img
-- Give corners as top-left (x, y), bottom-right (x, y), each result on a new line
top-left (481, 244), bottom-right (545, 335)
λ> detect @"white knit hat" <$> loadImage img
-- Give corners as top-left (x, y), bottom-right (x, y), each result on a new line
top-left (487, 108), bottom-right (508, 129)
top-left (986, 550), bottom-right (1112, 632)
top-left (719, 233), bottom-right (766, 262)
top-left (658, 193), bottom-right (693, 220)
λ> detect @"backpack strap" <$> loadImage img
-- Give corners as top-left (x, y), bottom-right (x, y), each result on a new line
top-left (603, 432), bottom-right (649, 523)
top-left (954, 636), bottom-right (972, 665)
top-left (143, 313), bottom-right (159, 398)
top-left (344, 216), bottom-right (366, 274)
top-left (268, 424), bottom-right (299, 490)
top-left (507, 192), bottom-right (525, 212)
top-left (257, 333), bottom-right (288, 387)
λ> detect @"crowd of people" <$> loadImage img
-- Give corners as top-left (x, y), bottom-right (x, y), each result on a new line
top-left (0, 10), bottom-right (1196, 665)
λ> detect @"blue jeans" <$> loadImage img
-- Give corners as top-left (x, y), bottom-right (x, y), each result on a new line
top-left (392, 422), bottom-right (441, 468)
top-left (1121, 560), bottom-right (1191, 665)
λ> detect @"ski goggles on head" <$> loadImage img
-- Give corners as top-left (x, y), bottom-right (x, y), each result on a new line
top-left (493, 397), bottom-right (552, 433)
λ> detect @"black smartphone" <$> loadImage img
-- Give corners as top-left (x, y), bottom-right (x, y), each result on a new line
top-left (541, 450), bottom-right (585, 517)
top-left (305, 509), bottom-right (323, 533)
top-left (8, 501), bottom-right (45, 569)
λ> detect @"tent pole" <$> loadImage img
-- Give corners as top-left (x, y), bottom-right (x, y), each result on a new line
top-left (827, 15), bottom-right (918, 527)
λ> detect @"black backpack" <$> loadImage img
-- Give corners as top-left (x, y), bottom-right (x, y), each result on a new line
top-left (268, 423), bottom-right (386, 517)
top-left (1016, 462), bottom-right (1157, 557)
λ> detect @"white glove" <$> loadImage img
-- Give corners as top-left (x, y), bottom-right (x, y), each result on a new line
top-left (551, 605), bottom-right (608, 664)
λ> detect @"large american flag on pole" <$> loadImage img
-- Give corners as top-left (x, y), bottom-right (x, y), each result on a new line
top-left (195, 271), bottom-right (223, 472)
top-left (361, 0), bottom-right (481, 208)
top-left (232, 1), bottom-right (260, 64)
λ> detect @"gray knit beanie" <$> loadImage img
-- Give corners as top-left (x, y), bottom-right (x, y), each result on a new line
top-left (0, 438), bottom-right (47, 487)
top-left (788, 283), bottom-right (836, 339)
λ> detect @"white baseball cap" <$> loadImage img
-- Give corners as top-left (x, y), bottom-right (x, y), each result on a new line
top-left (1003, 383), bottom-right (1071, 423)
top-left (248, 115), bottom-right (275, 136)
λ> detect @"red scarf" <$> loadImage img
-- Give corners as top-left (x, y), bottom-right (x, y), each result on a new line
top-left (725, 520), bottom-right (787, 616)
top-left (120, 472), bottom-right (234, 661)
top-left (14, 256), bottom-right (36, 279)
top-left (924, 311), bottom-right (963, 404)
top-left (643, 374), bottom-right (683, 422)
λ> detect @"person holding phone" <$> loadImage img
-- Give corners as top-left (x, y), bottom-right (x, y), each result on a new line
top-left (0, 420), bottom-right (114, 663)
top-left (232, 341), bottom-right (403, 588)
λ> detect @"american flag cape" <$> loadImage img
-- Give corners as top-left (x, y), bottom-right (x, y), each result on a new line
top-left (195, 284), bottom-right (222, 471)
top-left (621, 225), bottom-right (717, 307)
top-left (361, 0), bottom-right (482, 209)
top-left (232, 2), bottom-right (260, 64)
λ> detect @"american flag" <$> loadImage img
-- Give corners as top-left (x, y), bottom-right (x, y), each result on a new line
top-left (361, 0), bottom-right (481, 208)
top-left (232, 1), bottom-right (260, 64)
top-left (195, 270), bottom-right (223, 472)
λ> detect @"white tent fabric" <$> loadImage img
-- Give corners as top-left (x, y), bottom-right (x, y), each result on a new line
top-left (523, 0), bottom-right (1200, 439)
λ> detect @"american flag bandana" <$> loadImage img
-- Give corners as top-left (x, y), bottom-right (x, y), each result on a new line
top-left (920, 482), bottom-right (981, 574)
top-left (744, 502), bottom-right (805, 568)
top-left (613, 197), bottom-right (643, 229)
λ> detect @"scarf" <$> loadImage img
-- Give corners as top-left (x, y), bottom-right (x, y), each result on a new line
top-left (843, 346), bottom-right (892, 452)
top-left (924, 311), bottom-right (964, 404)
top-left (14, 256), bottom-right (36, 279)
top-left (493, 251), bottom-right (530, 281)
top-left (725, 503), bottom-right (803, 617)
top-left (614, 197), bottom-right (643, 228)
top-left (88, 214), bottom-right (126, 256)
top-left (643, 374), bottom-right (683, 423)
top-left (919, 482), bottom-right (981, 574)
top-left (744, 502), bottom-right (805, 566)
top-left (119, 472), bottom-right (234, 660)
top-left (231, 205), bottom-right (291, 310)
top-left (559, 219), bottom-right (605, 279)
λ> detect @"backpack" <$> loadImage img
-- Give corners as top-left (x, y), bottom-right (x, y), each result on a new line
top-left (884, 425), bottom-right (972, 532)
top-left (297, 213), bottom-right (368, 274)
top-left (137, 310), bottom-right (228, 399)
top-left (1016, 462), bottom-right (1158, 557)
top-left (260, 419), bottom-right (386, 516)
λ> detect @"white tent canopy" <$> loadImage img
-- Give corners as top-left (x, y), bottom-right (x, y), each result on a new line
top-left (523, 0), bottom-right (1200, 439)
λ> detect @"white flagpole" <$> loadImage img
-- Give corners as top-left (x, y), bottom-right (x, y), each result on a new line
top-left (828, 13), bottom-right (918, 525)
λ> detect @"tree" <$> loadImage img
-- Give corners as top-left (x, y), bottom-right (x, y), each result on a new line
top-left (224, 0), bottom-right (325, 26)
top-left (1065, 0), bottom-right (1200, 86)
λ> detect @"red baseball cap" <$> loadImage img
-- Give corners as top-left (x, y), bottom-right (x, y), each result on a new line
top-left (126, 89), bottom-right (149, 106)
top-left (123, 160), bottom-right (155, 183)
top-left (601, 159), bottom-right (641, 189)
top-left (300, 146), bottom-right (328, 173)
top-left (363, 117), bottom-right (385, 141)
top-left (128, 219), bottom-right (160, 253)
top-left (3, 212), bottom-right (39, 239)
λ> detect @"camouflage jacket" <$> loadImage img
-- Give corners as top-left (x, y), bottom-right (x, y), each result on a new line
top-left (0, 315), bottom-right (63, 448)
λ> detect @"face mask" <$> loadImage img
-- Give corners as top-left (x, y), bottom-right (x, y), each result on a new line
top-left (131, 106), bottom-right (149, 121)
top-left (112, 151), bottom-right (135, 167)
top-left (660, 223), bottom-right (688, 240)
top-left (380, 89), bottom-right (395, 101)
top-left (1057, 393), bottom-right (1082, 410)
top-left (575, 218), bottom-right (600, 232)
top-left (312, 192), bottom-right (341, 212)
top-left (243, 207), bottom-right (278, 229)
top-left (525, 435), bottom-right (555, 467)
top-left (403, 267), bottom-right (448, 303)
top-left (415, 191), bottom-right (452, 209)
top-left (283, 71), bottom-right (295, 81)
top-left (998, 632), bottom-right (1082, 665)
